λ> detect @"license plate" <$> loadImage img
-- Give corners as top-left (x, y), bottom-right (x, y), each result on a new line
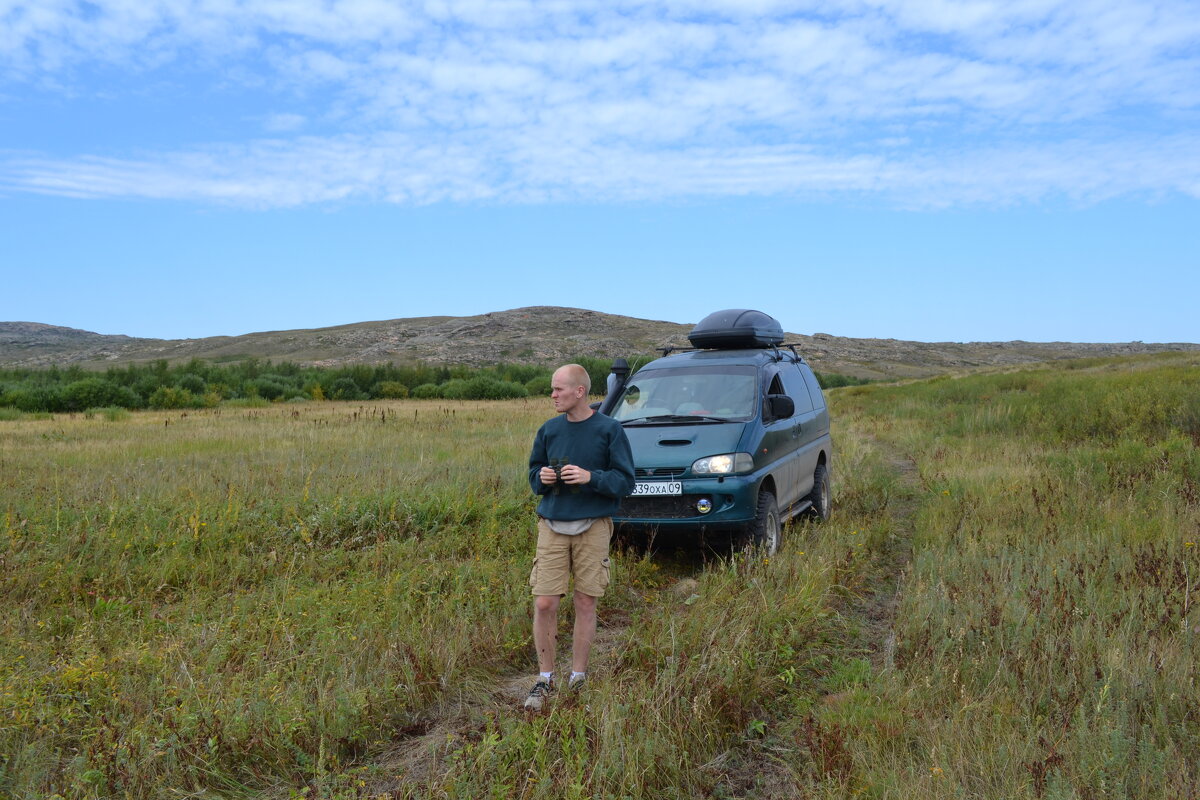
top-left (632, 481), bottom-right (682, 496)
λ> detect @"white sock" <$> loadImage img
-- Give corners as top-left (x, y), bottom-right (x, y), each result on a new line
top-left (540, 671), bottom-right (554, 682)
top-left (570, 671), bottom-right (586, 683)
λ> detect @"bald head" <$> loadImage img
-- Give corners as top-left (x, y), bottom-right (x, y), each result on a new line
top-left (550, 364), bottom-right (593, 419)
top-left (553, 364), bottom-right (591, 394)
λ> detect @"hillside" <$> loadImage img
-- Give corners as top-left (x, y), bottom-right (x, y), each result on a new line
top-left (1, 307), bottom-right (1196, 380)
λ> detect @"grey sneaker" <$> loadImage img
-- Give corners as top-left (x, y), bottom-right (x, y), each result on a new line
top-left (567, 673), bottom-right (586, 690)
top-left (523, 678), bottom-right (554, 711)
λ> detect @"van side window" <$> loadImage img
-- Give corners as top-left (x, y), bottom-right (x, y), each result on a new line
top-left (782, 364), bottom-right (815, 414)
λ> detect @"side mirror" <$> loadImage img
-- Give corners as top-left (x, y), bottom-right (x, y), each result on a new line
top-left (764, 394), bottom-right (794, 421)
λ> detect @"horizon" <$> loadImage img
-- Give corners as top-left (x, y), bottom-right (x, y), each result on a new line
top-left (3, 305), bottom-right (1197, 347)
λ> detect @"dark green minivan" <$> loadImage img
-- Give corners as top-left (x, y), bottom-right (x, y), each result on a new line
top-left (600, 309), bottom-right (831, 553)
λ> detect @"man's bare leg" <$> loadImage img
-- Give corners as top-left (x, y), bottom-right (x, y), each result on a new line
top-left (571, 590), bottom-right (598, 674)
top-left (533, 594), bottom-right (561, 674)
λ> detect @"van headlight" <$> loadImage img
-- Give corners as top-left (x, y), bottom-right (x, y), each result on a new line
top-left (691, 452), bottom-right (754, 475)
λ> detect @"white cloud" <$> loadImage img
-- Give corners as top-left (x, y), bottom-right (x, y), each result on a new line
top-left (1, 0), bottom-right (1197, 207)
top-left (261, 112), bottom-right (306, 132)
top-left (5, 130), bottom-right (1197, 208)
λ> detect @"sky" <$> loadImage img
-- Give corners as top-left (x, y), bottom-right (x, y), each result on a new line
top-left (1, 0), bottom-right (1198, 344)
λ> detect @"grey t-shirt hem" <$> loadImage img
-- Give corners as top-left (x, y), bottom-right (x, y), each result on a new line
top-left (543, 517), bottom-right (597, 535)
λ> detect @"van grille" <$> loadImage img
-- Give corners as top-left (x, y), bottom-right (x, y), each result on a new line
top-left (634, 467), bottom-right (686, 478)
top-left (618, 495), bottom-right (709, 519)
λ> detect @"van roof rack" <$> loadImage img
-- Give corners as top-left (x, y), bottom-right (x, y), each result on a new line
top-left (656, 342), bottom-right (807, 362)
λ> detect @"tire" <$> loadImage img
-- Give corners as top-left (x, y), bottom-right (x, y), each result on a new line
top-left (741, 491), bottom-right (781, 555)
top-left (805, 463), bottom-right (831, 522)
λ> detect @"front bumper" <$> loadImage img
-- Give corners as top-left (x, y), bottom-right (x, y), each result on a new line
top-left (614, 475), bottom-right (759, 531)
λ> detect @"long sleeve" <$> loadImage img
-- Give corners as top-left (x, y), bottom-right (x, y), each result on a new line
top-left (528, 425), bottom-right (551, 495)
top-left (585, 425), bottom-right (635, 499)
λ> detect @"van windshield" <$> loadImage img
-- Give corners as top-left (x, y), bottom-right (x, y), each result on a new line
top-left (612, 365), bottom-right (758, 423)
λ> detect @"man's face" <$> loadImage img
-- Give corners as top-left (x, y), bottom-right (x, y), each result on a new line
top-left (551, 371), bottom-right (585, 414)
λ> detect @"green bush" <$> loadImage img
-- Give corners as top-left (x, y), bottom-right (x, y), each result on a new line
top-left (412, 383), bottom-right (442, 399)
top-left (328, 377), bottom-right (365, 401)
top-left (4, 385), bottom-right (65, 412)
top-left (440, 377), bottom-right (527, 400)
top-left (253, 379), bottom-right (290, 401)
top-left (816, 372), bottom-right (872, 389)
top-left (177, 373), bottom-right (207, 394)
top-left (484, 380), bottom-right (527, 399)
top-left (440, 379), bottom-right (472, 399)
top-left (148, 387), bottom-right (198, 409)
top-left (376, 381), bottom-right (410, 399)
top-left (524, 376), bottom-right (551, 396)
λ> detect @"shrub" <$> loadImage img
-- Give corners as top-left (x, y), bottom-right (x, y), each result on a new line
top-left (177, 373), bottom-right (207, 394)
top-left (816, 372), bottom-right (872, 389)
top-left (525, 376), bottom-right (552, 397)
top-left (5, 385), bottom-right (65, 413)
top-left (440, 379), bottom-right (472, 399)
top-left (250, 378), bottom-right (290, 401)
top-left (412, 383), bottom-right (442, 399)
top-left (377, 381), bottom-right (410, 399)
top-left (62, 378), bottom-right (118, 411)
top-left (442, 377), bottom-right (529, 400)
top-left (148, 387), bottom-right (197, 409)
top-left (483, 380), bottom-right (527, 399)
top-left (328, 377), bottom-right (365, 401)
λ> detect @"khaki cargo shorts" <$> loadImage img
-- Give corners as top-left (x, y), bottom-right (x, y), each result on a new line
top-left (529, 517), bottom-right (613, 598)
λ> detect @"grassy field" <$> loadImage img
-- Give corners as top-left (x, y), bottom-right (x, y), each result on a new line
top-left (1, 353), bottom-right (1198, 798)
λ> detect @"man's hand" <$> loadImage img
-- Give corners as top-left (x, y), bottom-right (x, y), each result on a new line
top-left (539, 466), bottom-right (559, 485)
top-left (559, 464), bottom-right (591, 485)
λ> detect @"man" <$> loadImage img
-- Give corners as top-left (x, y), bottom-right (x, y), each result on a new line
top-left (524, 363), bottom-right (635, 710)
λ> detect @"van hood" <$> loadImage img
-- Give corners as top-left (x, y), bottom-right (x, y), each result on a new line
top-left (623, 422), bottom-right (748, 470)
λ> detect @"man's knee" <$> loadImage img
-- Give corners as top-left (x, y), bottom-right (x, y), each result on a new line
top-left (534, 594), bottom-right (561, 614)
top-left (573, 591), bottom-right (597, 614)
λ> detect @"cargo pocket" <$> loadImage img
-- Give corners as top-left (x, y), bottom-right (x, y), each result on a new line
top-left (528, 557), bottom-right (539, 589)
top-left (599, 556), bottom-right (611, 590)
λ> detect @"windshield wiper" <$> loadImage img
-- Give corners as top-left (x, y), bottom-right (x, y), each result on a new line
top-left (621, 414), bottom-right (732, 425)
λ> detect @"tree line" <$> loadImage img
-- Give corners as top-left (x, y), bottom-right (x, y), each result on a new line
top-left (0, 356), bottom-right (868, 413)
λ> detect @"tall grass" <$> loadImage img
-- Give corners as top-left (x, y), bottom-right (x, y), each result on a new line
top-left (796, 354), bottom-right (1200, 799)
top-left (3, 353), bottom-right (1197, 798)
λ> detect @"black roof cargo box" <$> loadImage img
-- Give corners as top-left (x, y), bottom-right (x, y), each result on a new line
top-left (688, 309), bottom-right (785, 350)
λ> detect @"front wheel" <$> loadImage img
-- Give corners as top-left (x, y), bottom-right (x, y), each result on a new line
top-left (739, 491), bottom-right (781, 555)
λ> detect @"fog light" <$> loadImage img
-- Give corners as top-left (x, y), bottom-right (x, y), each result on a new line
top-left (696, 498), bottom-right (713, 514)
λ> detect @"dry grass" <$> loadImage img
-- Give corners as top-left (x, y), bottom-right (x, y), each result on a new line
top-left (3, 353), bottom-right (1198, 798)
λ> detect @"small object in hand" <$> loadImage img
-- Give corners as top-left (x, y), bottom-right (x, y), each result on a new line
top-left (551, 457), bottom-right (565, 495)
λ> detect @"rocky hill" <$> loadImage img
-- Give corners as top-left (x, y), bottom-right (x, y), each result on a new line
top-left (1, 308), bottom-right (1196, 380)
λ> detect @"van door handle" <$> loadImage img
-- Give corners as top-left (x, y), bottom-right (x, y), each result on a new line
top-left (791, 422), bottom-right (802, 437)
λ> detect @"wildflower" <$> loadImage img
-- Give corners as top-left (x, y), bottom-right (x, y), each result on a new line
top-left (1186, 542), bottom-right (1195, 548)
top-left (931, 766), bottom-right (944, 777)
top-left (942, 489), bottom-right (950, 495)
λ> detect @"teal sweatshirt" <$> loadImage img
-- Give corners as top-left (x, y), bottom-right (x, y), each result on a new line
top-left (528, 411), bottom-right (635, 521)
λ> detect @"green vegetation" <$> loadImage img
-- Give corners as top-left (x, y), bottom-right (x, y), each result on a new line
top-left (0, 359), bottom-right (543, 410)
top-left (0, 356), bottom-right (866, 413)
top-left (2, 353), bottom-right (1194, 798)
